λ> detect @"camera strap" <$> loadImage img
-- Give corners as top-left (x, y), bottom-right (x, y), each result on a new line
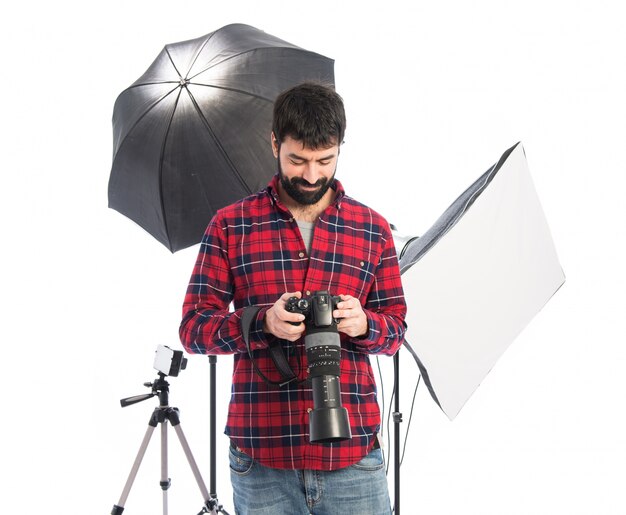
top-left (240, 306), bottom-right (299, 387)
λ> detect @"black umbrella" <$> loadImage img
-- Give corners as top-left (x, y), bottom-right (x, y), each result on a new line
top-left (108, 23), bottom-right (335, 252)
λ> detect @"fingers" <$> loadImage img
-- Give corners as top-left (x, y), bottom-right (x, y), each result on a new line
top-left (279, 291), bottom-right (306, 324)
top-left (263, 292), bottom-right (368, 340)
top-left (263, 291), bottom-right (306, 341)
top-left (333, 294), bottom-right (359, 319)
top-left (334, 295), bottom-right (368, 338)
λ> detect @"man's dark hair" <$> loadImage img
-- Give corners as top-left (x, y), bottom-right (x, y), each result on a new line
top-left (272, 82), bottom-right (346, 149)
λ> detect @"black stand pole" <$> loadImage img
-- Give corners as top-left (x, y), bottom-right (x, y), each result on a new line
top-left (208, 356), bottom-right (222, 510)
top-left (393, 352), bottom-right (402, 515)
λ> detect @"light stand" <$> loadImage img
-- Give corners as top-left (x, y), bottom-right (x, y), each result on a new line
top-left (390, 227), bottom-right (420, 515)
top-left (393, 352), bottom-right (402, 515)
top-left (207, 355), bottom-right (229, 514)
top-left (111, 373), bottom-right (220, 515)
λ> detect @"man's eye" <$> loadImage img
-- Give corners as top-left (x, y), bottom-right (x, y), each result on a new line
top-left (290, 160), bottom-right (305, 166)
top-left (319, 161), bottom-right (331, 166)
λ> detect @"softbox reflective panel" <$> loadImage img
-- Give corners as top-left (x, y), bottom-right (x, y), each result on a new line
top-left (399, 143), bottom-right (565, 420)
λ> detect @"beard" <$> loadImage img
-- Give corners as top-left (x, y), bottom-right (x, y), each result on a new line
top-left (277, 160), bottom-right (336, 206)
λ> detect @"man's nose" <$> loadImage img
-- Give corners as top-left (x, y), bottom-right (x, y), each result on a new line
top-left (302, 163), bottom-right (321, 184)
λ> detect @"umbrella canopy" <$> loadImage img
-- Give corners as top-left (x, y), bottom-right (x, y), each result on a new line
top-left (108, 23), bottom-right (334, 252)
top-left (397, 142), bottom-right (565, 420)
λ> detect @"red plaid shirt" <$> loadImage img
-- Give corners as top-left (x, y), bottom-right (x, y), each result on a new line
top-left (180, 175), bottom-right (406, 470)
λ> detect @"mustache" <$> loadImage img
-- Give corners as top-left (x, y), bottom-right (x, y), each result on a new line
top-left (290, 177), bottom-right (327, 187)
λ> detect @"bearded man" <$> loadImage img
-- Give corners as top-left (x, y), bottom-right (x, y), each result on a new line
top-left (180, 82), bottom-right (406, 515)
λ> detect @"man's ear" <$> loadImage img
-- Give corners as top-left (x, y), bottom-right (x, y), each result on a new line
top-left (271, 132), bottom-right (279, 158)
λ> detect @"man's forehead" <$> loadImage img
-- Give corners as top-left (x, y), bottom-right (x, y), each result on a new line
top-left (283, 135), bottom-right (339, 152)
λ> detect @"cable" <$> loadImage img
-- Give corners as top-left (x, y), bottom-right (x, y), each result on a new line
top-left (385, 378), bottom-right (396, 476)
top-left (400, 374), bottom-right (421, 465)
top-left (376, 356), bottom-right (387, 468)
top-left (379, 349), bottom-right (422, 475)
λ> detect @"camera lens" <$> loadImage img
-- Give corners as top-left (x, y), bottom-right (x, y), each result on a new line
top-left (306, 341), bottom-right (341, 377)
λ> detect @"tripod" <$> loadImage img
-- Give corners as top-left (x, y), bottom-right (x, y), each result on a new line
top-left (111, 372), bottom-right (229, 515)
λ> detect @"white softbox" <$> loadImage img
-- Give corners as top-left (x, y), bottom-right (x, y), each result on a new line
top-left (397, 142), bottom-right (565, 420)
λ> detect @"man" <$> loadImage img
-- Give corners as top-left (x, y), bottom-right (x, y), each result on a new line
top-left (180, 82), bottom-right (406, 515)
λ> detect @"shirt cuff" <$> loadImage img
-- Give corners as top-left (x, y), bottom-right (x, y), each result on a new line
top-left (355, 310), bottom-right (380, 345)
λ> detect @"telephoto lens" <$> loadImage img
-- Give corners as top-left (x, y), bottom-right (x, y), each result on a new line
top-left (290, 291), bottom-right (352, 443)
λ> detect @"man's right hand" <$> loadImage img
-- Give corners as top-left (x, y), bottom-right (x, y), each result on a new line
top-left (263, 291), bottom-right (306, 341)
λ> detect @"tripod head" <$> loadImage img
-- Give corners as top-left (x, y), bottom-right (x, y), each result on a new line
top-left (119, 346), bottom-right (188, 409)
top-left (120, 372), bottom-right (171, 408)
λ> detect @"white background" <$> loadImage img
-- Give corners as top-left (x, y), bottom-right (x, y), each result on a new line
top-left (3, 1), bottom-right (625, 513)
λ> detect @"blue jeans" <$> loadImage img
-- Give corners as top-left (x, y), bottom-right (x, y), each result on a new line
top-left (229, 445), bottom-right (392, 515)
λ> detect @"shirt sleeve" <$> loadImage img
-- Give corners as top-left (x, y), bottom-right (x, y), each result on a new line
top-left (351, 222), bottom-right (407, 355)
top-left (179, 213), bottom-right (269, 355)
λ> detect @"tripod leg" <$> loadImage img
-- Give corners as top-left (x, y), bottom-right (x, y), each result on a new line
top-left (161, 421), bottom-right (170, 515)
top-left (111, 424), bottom-right (157, 515)
top-left (172, 422), bottom-right (212, 503)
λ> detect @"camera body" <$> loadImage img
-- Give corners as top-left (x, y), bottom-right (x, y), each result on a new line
top-left (285, 291), bottom-right (342, 328)
top-left (285, 290), bottom-right (352, 443)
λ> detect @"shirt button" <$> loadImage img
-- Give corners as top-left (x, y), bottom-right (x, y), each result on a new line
top-left (306, 290), bottom-right (311, 296)
top-left (299, 252), bottom-right (305, 258)
top-left (360, 261), bottom-right (365, 267)
top-left (307, 408), bottom-right (313, 413)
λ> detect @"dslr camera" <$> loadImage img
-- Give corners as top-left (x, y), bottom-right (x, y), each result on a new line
top-left (286, 290), bottom-right (352, 443)
top-left (285, 291), bottom-right (342, 328)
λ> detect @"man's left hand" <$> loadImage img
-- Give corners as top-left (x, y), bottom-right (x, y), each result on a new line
top-left (334, 294), bottom-right (368, 338)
